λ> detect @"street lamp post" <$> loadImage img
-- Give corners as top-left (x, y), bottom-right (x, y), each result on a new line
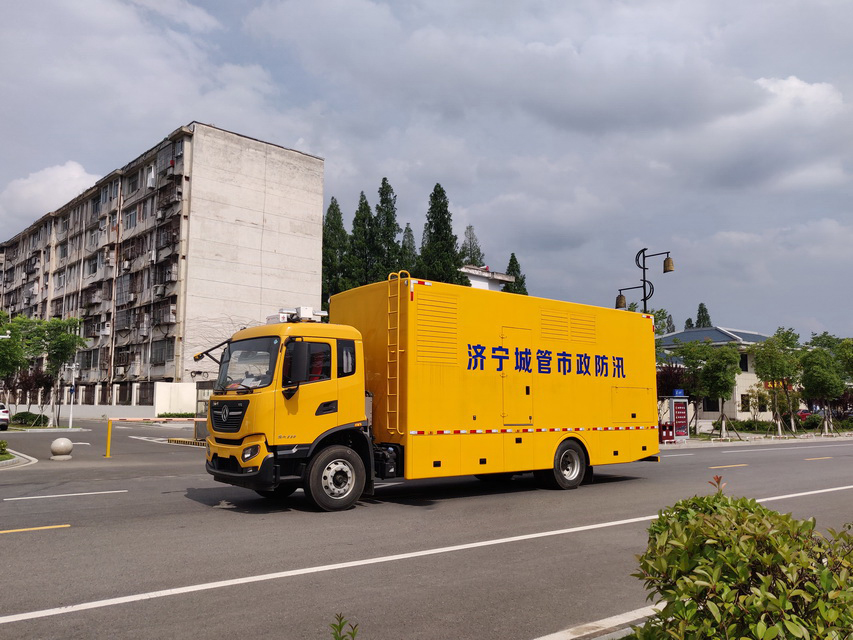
top-left (616, 248), bottom-right (674, 313)
top-left (64, 362), bottom-right (80, 429)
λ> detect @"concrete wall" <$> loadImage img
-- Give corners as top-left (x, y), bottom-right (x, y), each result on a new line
top-left (180, 124), bottom-right (324, 382)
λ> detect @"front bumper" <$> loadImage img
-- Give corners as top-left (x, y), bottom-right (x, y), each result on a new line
top-left (205, 436), bottom-right (307, 491)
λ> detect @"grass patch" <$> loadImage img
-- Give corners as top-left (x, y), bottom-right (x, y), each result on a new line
top-left (0, 453), bottom-right (12, 462)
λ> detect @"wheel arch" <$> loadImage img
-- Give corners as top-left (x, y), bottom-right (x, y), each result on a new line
top-left (308, 424), bottom-right (375, 496)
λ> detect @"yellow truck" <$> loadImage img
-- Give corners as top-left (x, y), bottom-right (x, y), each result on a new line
top-left (202, 273), bottom-right (660, 511)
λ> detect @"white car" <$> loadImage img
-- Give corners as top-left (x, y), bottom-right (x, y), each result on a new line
top-left (0, 402), bottom-right (9, 430)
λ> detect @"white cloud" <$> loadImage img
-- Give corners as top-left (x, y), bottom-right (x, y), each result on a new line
top-left (0, 162), bottom-right (101, 236)
top-left (129, 0), bottom-right (222, 33)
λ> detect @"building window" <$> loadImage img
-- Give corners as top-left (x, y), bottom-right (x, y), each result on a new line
top-left (117, 382), bottom-right (132, 406)
top-left (740, 394), bottom-right (750, 412)
top-left (739, 353), bottom-right (748, 372)
top-left (123, 207), bottom-right (137, 230)
top-left (58, 242), bottom-right (68, 260)
top-left (151, 339), bottom-right (175, 365)
top-left (127, 171), bottom-right (139, 193)
top-left (138, 382), bottom-right (154, 406)
top-left (83, 385), bottom-right (96, 405)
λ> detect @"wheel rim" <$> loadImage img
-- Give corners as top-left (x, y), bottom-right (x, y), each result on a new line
top-left (558, 449), bottom-right (581, 482)
top-left (320, 459), bottom-right (355, 499)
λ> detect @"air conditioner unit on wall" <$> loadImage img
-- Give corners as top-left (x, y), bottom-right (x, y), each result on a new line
top-left (115, 366), bottom-right (125, 376)
top-left (153, 284), bottom-right (165, 297)
top-left (122, 260), bottom-right (130, 271)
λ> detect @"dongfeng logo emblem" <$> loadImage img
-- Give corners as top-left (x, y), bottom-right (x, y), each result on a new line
top-left (220, 405), bottom-right (230, 422)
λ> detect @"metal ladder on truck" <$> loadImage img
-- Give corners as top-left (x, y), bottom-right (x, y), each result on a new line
top-left (386, 271), bottom-right (408, 436)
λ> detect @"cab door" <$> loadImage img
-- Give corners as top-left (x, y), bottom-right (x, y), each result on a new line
top-left (274, 339), bottom-right (339, 445)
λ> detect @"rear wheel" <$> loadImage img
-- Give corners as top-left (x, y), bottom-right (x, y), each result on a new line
top-left (255, 483), bottom-right (298, 500)
top-left (304, 445), bottom-right (365, 511)
top-left (534, 440), bottom-right (586, 490)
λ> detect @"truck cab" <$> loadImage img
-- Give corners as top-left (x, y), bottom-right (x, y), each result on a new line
top-left (204, 314), bottom-right (375, 510)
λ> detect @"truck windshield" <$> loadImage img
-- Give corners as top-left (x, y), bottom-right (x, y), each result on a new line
top-left (215, 336), bottom-right (280, 392)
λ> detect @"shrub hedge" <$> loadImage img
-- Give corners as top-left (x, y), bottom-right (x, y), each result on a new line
top-left (633, 481), bottom-right (853, 639)
top-left (12, 411), bottom-right (49, 426)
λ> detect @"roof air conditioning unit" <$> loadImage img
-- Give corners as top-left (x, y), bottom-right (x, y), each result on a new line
top-left (153, 284), bottom-right (165, 297)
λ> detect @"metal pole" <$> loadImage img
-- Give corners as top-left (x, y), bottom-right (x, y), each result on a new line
top-left (105, 419), bottom-right (113, 458)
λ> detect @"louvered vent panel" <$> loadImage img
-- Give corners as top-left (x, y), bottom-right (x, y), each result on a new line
top-left (416, 294), bottom-right (458, 364)
top-left (571, 314), bottom-right (597, 344)
top-left (541, 309), bottom-right (570, 341)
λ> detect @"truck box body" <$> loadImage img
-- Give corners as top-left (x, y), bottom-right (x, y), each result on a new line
top-left (330, 276), bottom-right (659, 480)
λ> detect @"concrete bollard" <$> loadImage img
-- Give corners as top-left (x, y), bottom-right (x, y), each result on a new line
top-left (50, 437), bottom-right (73, 461)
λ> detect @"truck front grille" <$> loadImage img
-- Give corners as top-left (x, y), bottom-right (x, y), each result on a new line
top-left (210, 399), bottom-right (248, 433)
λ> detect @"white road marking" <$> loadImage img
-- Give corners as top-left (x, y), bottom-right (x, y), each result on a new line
top-left (3, 483), bottom-right (853, 626)
top-left (128, 436), bottom-right (168, 443)
top-left (0, 514), bottom-right (656, 625)
top-left (532, 605), bottom-right (657, 639)
top-left (757, 484), bottom-right (853, 503)
top-left (722, 443), bottom-right (853, 453)
top-left (71, 442), bottom-right (90, 446)
top-left (4, 490), bottom-right (128, 502)
top-left (661, 453), bottom-right (694, 457)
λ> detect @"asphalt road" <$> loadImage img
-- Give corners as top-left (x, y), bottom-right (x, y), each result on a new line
top-left (2, 425), bottom-right (853, 640)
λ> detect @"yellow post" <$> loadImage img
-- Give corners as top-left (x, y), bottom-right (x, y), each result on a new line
top-left (105, 419), bottom-right (113, 458)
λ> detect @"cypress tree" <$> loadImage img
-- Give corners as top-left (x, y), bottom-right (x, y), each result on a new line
top-left (685, 318), bottom-right (695, 330)
top-left (399, 223), bottom-right (419, 275)
top-left (459, 224), bottom-right (485, 266)
top-left (502, 253), bottom-right (528, 295)
top-left (344, 192), bottom-right (375, 287)
top-left (696, 303), bottom-right (712, 328)
top-left (321, 197), bottom-right (349, 308)
top-left (417, 184), bottom-right (467, 285)
top-left (373, 177), bottom-right (401, 281)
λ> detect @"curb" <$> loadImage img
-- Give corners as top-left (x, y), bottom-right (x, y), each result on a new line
top-left (167, 438), bottom-right (206, 447)
top-left (0, 449), bottom-right (38, 470)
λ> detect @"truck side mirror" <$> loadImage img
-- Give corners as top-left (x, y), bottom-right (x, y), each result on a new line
top-left (283, 341), bottom-right (310, 398)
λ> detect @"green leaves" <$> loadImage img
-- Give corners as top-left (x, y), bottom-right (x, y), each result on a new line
top-left (635, 491), bottom-right (853, 639)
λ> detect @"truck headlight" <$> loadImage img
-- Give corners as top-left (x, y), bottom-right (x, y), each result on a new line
top-left (241, 444), bottom-right (261, 462)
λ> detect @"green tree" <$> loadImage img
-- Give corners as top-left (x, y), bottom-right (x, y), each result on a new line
top-left (344, 192), bottom-right (376, 288)
top-left (0, 312), bottom-right (29, 383)
top-left (417, 184), bottom-right (468, 285)
top-left (32, 317), bottom-right (87, 426)
top-left (321, 197), bottom-right (349, 309)
top-left (373, 177), bottom-right (401, 282)
top-left (800, 347), bottom-right (845, 435)
top-left (695, 303), bottom-right (712, 328)
top-left (459, 225), bottom-right (485, 266)
top-left (670, 339), bottom-right (713, 434)
top-left (684, 318), bottom-right (694, 330)
top-left (665, 314), bottom-right (676, 334)
top-left (399, 223), bottom-right (419, 275)
top-left (701, 343), bottom-right (741, 438)
top-left (749, 328), bottom-right (802, 434)
top-left (501, 253), bottom-right (528, 295)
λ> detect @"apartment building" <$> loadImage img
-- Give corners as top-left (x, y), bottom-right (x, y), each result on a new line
top-left (0, 123), bottom-right (323, 415)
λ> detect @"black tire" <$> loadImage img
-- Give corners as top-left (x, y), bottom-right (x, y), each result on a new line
top-left (474, 473), bottom-right (514, 482)
top-left (534, 440), bottom-right (586, 490)
top-left (304, 445), bottom-right (365, 511)
top-left (255, 483), bottom-right (298, 500)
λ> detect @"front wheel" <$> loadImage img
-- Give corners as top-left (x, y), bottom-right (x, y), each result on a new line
top-left (304, 445), bottom-right (365, 511)
top-left (534, 440), bottom-right (586, 490)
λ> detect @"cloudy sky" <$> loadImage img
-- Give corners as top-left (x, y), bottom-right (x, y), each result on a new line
top-left (1, 0), bottom-right (852, 340)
